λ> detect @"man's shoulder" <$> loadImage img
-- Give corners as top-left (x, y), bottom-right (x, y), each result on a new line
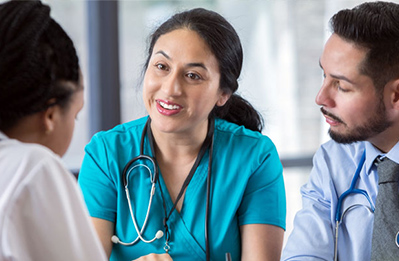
top-left (318, 139), bottom-right (365, 158)
top-left (311, 140), bottom-right (367, 177)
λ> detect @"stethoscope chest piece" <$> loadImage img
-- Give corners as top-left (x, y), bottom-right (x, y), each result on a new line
top-left (396, 231), bottom-right (399, 248)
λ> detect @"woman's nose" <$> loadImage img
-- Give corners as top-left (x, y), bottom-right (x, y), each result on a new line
top-left (161, 72), bottom-right (182, 96)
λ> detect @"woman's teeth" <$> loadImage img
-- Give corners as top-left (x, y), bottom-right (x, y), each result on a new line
top-left (159, 101), bottom-right (180, 110)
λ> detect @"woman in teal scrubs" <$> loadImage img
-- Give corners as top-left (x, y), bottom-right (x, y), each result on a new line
top-left (78, 8), bottom-right (286, 261)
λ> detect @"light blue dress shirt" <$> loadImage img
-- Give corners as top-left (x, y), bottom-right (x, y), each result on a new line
top-left (79, 116), bottom-right (286, 261)
top-left (282, 139), bottom-right (399, 261)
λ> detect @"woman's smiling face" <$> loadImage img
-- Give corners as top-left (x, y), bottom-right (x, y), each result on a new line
top-left (143, 28), bottom-right (229, 136)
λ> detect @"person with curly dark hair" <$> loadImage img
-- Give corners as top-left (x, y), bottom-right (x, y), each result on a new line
top-left (0, 1), bottom-right (106, 260)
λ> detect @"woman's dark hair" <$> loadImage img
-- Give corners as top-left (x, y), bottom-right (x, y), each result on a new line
top-left (0, 0), bottom-right (80, 131)
top-left (330, 1), bottom-right (399, 91)
top-left (143, 8), bottom-right (264, 132)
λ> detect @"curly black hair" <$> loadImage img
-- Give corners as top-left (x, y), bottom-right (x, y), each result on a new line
top-left (0, 0), bottom-right (80, 131)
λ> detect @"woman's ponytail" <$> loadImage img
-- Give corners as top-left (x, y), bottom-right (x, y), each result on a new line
top-left (212, 94), bottom-right (263, 133)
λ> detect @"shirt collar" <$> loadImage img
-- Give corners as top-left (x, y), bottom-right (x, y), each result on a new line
top-left (0, 131), bottom-right (9, 141)
top-left (364, 140), bottom-right (399, 174)
top-left (364, 141), bottom-right (383, 175)
top-left (385, 141), bottom-right (399, 165)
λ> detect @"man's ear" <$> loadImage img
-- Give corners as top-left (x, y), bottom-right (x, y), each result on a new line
top-left (216, 92), bottom-right (231, 107)
top-left (390, 78), bottom-right (399, 109)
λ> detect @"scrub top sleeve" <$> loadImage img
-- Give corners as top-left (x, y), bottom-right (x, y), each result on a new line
top-left (78, 134), bottom-right (117, 222)
top-left (237, 140), bottom-right (286, 230)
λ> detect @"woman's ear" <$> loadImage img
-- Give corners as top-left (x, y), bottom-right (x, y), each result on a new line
top-left (41, 99), bottom-right (59, 135)
top-left (216, 92), bottom-right (231, 107)
top-left (42, 107), bottom-right (55, 135)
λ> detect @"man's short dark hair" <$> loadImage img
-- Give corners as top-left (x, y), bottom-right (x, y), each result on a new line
top-left (330, 1), bottom-right (399, 90)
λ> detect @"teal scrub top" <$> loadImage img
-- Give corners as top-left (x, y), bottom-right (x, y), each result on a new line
top-left (79, 116), bottom-right (286, 261)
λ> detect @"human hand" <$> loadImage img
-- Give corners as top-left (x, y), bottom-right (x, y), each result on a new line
top-left (132, 253), bottom-right (173, 261)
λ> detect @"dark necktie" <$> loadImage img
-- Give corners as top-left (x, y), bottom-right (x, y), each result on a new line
top-left (371, 157), bottom-right (399, 260)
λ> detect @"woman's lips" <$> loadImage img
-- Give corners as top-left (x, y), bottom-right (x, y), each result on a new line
top-left (156, 99), bottom-right (183, 116)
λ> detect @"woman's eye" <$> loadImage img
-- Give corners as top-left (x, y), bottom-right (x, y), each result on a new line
top-left (156, 63), bottom-right (167, 70)
top-left (187, 73), bottom-right (201, 80)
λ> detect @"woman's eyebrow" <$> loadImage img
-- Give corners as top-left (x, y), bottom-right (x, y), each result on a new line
top-left (155, 50), bottom-right (208, 71)
top-left (186, 62), bottom-right (208, 71)
top-left (155, 50), bottom-right (170, 59)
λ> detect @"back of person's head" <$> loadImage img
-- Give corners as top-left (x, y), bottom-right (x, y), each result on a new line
top-left (330, 1), bottom-right (399, 91)
top-left (144, 8), bottom-right (264, 132)
top-left (0, 0), bottom-right (81, 131)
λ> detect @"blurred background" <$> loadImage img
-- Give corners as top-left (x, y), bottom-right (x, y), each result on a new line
top-left (31, 0), bottom-right (397, 246)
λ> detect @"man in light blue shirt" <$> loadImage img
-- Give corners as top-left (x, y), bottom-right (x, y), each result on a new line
top-left (282, 2), bottom-right (399, 260)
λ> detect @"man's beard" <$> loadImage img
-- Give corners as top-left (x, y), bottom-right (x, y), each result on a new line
top-left (322, 100), bottom-right (393, 144)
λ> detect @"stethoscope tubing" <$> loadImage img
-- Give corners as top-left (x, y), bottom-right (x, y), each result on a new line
top-left (112, 120), bottom-right (161, 246)
top-left (335, 152), bottom-right (367, 222)
top-left (125, 180), bottom-right (157, 244)
top-left (205, 130), bottom-right (214, 261)
top-left (333, 151), bottom-right (375, 261)
top-left (116, 117), bottom-right (214, 261)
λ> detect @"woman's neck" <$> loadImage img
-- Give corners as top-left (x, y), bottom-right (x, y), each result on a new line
top-left (149, 118), bottom-right (212, 211)
top-left (4, 114), bottom-right (43, 144)
top-left (150, 120), bottom-right (209, 165)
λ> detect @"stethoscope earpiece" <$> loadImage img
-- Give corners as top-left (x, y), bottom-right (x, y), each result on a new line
top-left (111, 235), bottom-right (120, 244)
top-left (111, 229), bottom-right (164, 246)
top-left (155, 230), bottom-right (164, 239)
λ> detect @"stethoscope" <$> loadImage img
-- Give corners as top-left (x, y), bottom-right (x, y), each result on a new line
top-left (333, 151), bottom-right (375, 261)
top-left (112, 117), bottom-right (215, 261)
top-left (110, 121), bottom-right (163, 246)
